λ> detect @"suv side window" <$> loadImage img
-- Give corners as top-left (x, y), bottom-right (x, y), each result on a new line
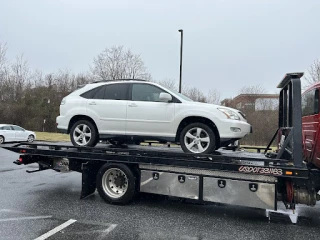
top-left (132, 83), bottom-right (166, 102)
top-left (104, 84), bottom-right (129, 100)
top-left (302, 89), bottom-right (319, 116)
top-left (3, 126), bottom-right (12, 130)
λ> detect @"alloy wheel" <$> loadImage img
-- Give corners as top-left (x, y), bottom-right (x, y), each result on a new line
top-left (184, 127), bottom-right (210, 153)
top-left (73, 124), bottom-right (92, 146)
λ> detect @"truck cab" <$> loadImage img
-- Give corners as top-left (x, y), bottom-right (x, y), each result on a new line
top-left (302, 83), bottom-right (320, 168)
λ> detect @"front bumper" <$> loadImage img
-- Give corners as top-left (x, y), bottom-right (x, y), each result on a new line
top-left (218, 120), bottom-right (252, 139)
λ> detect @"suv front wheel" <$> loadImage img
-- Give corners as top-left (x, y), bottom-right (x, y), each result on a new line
top-left (180, 123), bottom-right (216, 154)
top-left (70, 120), bottom-right (98, 147)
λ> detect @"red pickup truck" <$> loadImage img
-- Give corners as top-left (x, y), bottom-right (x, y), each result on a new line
top-left (302, 83), bottom-right (320, 168)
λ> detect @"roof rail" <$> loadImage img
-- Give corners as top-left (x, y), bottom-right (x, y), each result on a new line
top-left (92, 79), bottom-right (147, 83)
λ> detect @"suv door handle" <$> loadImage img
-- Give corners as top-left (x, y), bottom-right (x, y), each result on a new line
top-left (128, 103), bottom-right (137, 107)
top-left (89, 101), bottom-right (97, 105)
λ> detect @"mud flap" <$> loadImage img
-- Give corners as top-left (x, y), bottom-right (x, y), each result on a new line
top-left (80, 162), bottom-right (98, 199)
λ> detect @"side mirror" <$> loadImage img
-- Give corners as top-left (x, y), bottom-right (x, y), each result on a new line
top-left (159, 92), bottom-right (172, 102)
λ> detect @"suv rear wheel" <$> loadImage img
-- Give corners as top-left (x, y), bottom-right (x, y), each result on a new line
top-left (70, 120), bottom-right (98, 147)
top-left (180, 123), bottom-right (216, 154)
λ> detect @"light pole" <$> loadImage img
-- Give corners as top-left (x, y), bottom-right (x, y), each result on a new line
top-left (178, 29), bottom-right (183, 93)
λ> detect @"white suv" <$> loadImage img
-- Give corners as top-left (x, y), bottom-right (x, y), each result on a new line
top-left (56, 80), bottom-right (251, 154)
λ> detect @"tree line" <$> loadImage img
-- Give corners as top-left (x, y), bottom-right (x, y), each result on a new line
top-left (0, 41), bottom-right (318, 146)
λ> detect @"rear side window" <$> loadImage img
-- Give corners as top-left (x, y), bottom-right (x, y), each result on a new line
top-left (104, 84), bottom-right (128, 100)
top-left (92, 86), bottom-right (106, 99)
top-left (81, 86), bottom-right (101, 99)
top-left (80, 84), bottom-right (128, 100)
top-left (302, 89), bottom-right (319, 116)
top-left (81, 86), bottom-right (105, 99)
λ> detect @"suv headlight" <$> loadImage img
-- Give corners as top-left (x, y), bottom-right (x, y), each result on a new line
top-left (217, 108), bottom-right (240, 120)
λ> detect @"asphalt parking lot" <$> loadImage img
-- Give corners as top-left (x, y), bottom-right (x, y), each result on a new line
top-left (1, 143), bottom-right (320, 240)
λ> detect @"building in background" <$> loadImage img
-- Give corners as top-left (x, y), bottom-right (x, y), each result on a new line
top-left (221, 94), bottom-right (279, 111)
top-left (221, 94), bottom-right (279, 146)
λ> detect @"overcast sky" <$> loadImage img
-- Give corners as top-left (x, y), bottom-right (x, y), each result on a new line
top-left (1, 0), bottom-right (319, 99)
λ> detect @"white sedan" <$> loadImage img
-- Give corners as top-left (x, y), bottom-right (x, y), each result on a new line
top-left (0, 124), bottom-right (36, 144)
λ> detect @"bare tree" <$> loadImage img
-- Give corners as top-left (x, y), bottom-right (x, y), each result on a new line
top-left (30, 70), bottom-right (41, 86)
top-left (304, 59), bottom-right (320, 88)
top-left (207, 89), bottom-right (221, 105)
top-left (0, 41), bottom-right (9, 100)
top-left (50, 69), bottom-right (78, 95)
top-left (9, 54), bottom-right (30, 101)
top-left (183, 86), bottom-right (207, 102)
top-left (74, 72), bottom-right (93, 88)
top-left (91, 46), bottom-right (151, 80)
top-left (0, 41), bottom-right (7, 72)
top-left (239, 85), bottom-right (266, 95)
top-left (155, 79), bottom-right (178, 91)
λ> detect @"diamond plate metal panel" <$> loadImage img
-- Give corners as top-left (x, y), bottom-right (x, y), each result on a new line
top-left (203, 177), bottom-right (276, 210)
top-left (139, 164), bottom-right (277, 183)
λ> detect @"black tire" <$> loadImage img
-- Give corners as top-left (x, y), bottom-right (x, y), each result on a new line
top-left (0, 136), bottom-right (4, 144)
top-left (70, 120), bottom-right (98, 147)
top-left (180, 122), bottom-right (216, 154)
top-left (27, 134), bottom-right (35, 143)
top-left (96, 163), bottom-right (137, 204)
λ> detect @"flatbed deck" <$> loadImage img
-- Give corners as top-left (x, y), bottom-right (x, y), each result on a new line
top-left (1, 142), bottom-right (310, 180)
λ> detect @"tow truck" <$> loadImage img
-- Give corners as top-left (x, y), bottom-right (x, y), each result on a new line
top-left (2, 73), bottom-right (320, 223)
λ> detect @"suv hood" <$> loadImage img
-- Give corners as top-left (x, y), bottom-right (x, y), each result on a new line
top-left (183, 101), bottom-right (246, 122)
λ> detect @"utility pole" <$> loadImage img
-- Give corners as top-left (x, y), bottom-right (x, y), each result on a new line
top-left (178, 29), bottom-right (183, 93)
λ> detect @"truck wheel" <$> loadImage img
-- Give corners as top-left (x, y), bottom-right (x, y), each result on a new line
top-left (180, 122), bottom-right (216, 154)
top-left (70, 120), bottom-right (98, 147)
top-left (96, 163), bottom-right (136, 204)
